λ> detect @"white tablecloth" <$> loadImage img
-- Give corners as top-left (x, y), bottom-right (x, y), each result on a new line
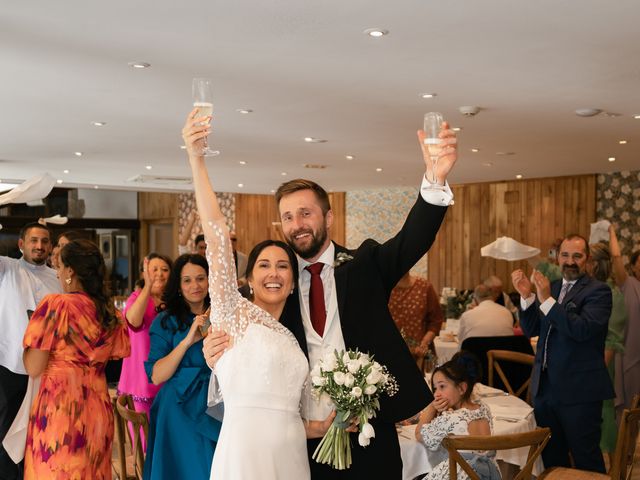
top-left (433, 336), bottom-right (460, 363)
top-left (399, 387), bottom-right (544, 480)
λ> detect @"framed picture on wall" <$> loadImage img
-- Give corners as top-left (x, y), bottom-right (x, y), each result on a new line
top-left (99, 233), bottom-right (112, 261)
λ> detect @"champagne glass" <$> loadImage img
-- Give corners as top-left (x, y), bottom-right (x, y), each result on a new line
top-left (423, 112), bottom-right (444, 183)
top-left (192, 78), bottom-right (219, 156)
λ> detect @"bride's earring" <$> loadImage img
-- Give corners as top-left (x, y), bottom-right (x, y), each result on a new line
top-left (249, 284), bottom-right (254, 295)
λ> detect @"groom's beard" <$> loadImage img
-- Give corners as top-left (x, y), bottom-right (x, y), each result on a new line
top-left (287, 224), bottom-right (328, 261)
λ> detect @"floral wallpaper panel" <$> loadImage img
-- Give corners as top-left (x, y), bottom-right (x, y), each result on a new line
top-left (177, 192), bottom-right (235, 249)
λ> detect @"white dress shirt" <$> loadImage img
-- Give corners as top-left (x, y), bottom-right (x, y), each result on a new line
top-left (457, 299), bottom-right (514, 343)
top-left (520, 279), bottom-right (576, 315)
top-left (0, 257), bottom-right (61, 374)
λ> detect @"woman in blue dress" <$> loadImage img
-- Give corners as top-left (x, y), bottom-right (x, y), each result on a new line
top-left (143, 253), bottom-right (221, 480)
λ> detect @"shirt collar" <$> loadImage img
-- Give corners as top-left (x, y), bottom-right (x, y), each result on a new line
top-left (19, 257), bottom-right (49, 272)
top-left (298, 242), bottom-right (335, 274)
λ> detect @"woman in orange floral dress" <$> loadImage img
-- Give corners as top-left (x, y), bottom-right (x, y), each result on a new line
top-left (22, 239), bottom-right (130, 479)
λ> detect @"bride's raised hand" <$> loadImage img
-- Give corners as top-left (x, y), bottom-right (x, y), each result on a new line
top-left (181, 108), bottom-right (211, 159)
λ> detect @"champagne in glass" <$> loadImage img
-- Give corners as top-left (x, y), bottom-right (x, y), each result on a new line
top-left (423, 112), bottom-right (444, 183)
top-left (192, 78), bottom-right (219, 156)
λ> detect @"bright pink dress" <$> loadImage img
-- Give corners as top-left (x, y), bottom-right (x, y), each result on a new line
top-left (117, 290), bottom-right (162, 432)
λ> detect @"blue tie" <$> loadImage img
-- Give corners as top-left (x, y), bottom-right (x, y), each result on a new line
top-left (542, 282), bottom-right (572, 370)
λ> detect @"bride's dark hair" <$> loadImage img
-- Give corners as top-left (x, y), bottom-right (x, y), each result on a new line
top-left (245, 240), bottom-right (299, 301)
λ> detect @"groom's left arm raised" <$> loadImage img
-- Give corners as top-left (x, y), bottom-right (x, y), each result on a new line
top-left (373, 123), bottom-right (457, 292)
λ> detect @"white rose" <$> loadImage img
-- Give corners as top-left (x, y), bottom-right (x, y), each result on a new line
top-left (361, 422), bottom-right (375, 439)
top-left (310, 365), bottom-right (321, 378)
top-left (364, 385), bottom-right (377, 395)
top-left (351, 386), bottom-right (362, 398)
top-left (366, 370), bottom-right (382, 385)
top-left (372, 361), bottom-right (382, 372)
top-left (344, 373), bottom-right (355, 387)
top-left (333, 371), bottom-right (346, 386)
top-left (347, 360), bottom-right (360, 374)
top-left (322, 352), bottom-right (337, 372)
top-left (358, 431), bottom-right (370, 447)
top-left (313, 376), bottom-right (327, 386)
top-left (342, 352), bottom-right (351, 364)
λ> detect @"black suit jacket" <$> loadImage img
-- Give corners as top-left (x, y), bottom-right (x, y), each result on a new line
top-left (281, 193), bottom-right (448, 422)
top-left (519, 274), bottom-right (614, 404)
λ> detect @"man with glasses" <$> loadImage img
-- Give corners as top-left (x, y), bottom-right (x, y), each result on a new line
top-left (511, 233), bottom-right (613, 473)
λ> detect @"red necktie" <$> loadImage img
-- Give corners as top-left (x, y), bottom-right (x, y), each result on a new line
top-left (306, 263), bottom-right (326, 336)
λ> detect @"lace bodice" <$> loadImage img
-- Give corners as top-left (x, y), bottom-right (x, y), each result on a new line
top-left (420, 402), bottom-right (494, 451)
top-left (205, 219), bottom-right (299, 345)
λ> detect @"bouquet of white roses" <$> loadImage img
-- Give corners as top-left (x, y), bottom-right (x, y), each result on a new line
top-left (310, 349), bottom-right (399, 470)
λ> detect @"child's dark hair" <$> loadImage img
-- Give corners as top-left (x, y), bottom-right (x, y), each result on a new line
top-left (432, 351), bottom-right (483, 402)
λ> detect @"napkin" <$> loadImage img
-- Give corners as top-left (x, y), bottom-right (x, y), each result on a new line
top-left (2, 376), bottom-right (41, 463)
top-left (0, 173), bottom-right (55, 206)
top-left (39, 215), bottom-right (68, 225)
top-left (481, 237), bottom-right (540, 261)
top-left (489, 403), bottom-right (533, 421)
top-left (589, 220), bottom-right (611, 244)
top-left (473, 383), bottom-right (505, 397)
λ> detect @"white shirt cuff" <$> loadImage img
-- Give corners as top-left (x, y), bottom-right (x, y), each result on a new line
top-left (539, 297), bottom-right (556, 316)
top-left (420, 175), bottom-right (454, 206)
top-left (520, 294), bottom-right (536, 311)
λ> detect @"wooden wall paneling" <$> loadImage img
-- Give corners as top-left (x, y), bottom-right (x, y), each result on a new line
top-left (425, 175), bottom-right (596, 295)
top-left (137, 192), bottom-right (180, 260)
top-left (328, 192), bottom-right (346, 246)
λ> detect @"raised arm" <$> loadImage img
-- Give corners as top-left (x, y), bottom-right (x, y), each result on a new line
top-left (609, 224), bottom-right (627, 287)
top-left (181, 109), bottom-right (240, 331)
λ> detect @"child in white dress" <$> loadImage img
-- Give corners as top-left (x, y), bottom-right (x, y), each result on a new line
top-left (415, 352), bottom-right (501, 480)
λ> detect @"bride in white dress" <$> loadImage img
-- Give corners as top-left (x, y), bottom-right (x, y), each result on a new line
top-left (182, 109), bottom-right (337, 479)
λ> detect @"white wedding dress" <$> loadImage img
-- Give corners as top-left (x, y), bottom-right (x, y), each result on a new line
top-left (205, 220), bottom-right (310, 479)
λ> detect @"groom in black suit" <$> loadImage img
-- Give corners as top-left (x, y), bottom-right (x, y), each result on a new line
top-left (205, 125), bottom-right (457, 479)
top-left (275, 126), bottom-right (456, 479)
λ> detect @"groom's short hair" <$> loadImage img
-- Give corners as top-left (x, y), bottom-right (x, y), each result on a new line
top-left (275, 179), bottom-right (331, 215)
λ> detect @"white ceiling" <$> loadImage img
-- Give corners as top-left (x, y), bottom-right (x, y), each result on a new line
top-left (1, 1), bottom-right (639, 195)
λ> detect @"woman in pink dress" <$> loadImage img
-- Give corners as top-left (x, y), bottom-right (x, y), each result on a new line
top-left (117, 253), bottom-right (172, 445)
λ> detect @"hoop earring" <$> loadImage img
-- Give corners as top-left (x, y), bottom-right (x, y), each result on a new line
top-left (249, 285), bottom-right (254, 295)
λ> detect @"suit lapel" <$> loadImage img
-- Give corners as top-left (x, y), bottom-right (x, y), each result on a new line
top-left (562, 274), bottom-right (589, 305)
top-left (333, 242), bottom-right (350, 345)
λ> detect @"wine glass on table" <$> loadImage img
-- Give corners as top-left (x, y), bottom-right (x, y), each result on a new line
top-left (423, 112), bottom-right (444, 183)
top-left (192, 77), bottom-right (219, 156)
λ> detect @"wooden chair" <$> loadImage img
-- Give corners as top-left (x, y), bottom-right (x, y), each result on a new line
top-left (540, 406), bottom-right (640, 480)
top-left (442, 427), bottom-right (551, 480)
top-left (111, 395), bottom-right (128, 480)
top-left (487, 349), bottom-right (535, 405)
top-left (115, 394), bottom-right (149, 480)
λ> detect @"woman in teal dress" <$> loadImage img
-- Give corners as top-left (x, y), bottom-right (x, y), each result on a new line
top-left (587, 243), bottom-right (627, 455)
top-left (143, 254), bottom-right (221, 480)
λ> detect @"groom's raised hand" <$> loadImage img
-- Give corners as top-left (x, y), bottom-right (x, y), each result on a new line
top-left (203, 329), bottom-right (230, 369)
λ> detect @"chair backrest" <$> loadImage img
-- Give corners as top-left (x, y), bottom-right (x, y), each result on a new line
top-left (111, 395), bottom-right (128, 480)
top-left (442, 427), bottom-right (551, 480)
top-left (609, 407), bottom-right (640, 480)
top-left (487, 349), bottom-right (535, 404)
top-left (460, 335), bottom-right (534, 396)
top-left (115, 394), bottom-right (149, 480)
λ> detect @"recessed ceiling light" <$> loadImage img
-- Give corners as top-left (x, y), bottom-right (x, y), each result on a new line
top-left (304, 137), bottom-right (327, 143)
top-left (345, 155), bottom-right (355, 160)
top-left (91, 121), bottom-right (106, 127)
top-left (236, 109), bottom-right (253, 114)
top-left (281, 172), bottom-right (287, 176)
top-left (74, 151), bottom-right (83, 157)
top-left (619, 140), bottom-right (627, 144)
top-left (180, 145), bottom-right (187, 150)
top-left (63, 169), bottom-right (69, 174)
top-left (575, 108), bottom-right (602, 117)
top-left (93, 185), bottom-right (99, 189)
top-left (482, 162), bottom-right (493, 167)
top-left (420, 93), bottom-right (437, 99)
top-left (516, 174), bottom-right (523, 179)
top-left (471, 148), bottom-right (480, 153)
top-left (363, 28), bottom-right (389, 38)
top-left (376, 168), bottom-right (383, 172)
top-left (270, 189), bottom-right (276, 193)
top-left (634, 114), bottom-right (640, 119)
top-left (238, 161), bottom-right (247, 165)
top-left (128, 61), bottom-right (151, 69)
top-left (237, 183), bottom-right (244, 188)
top-left (56, 179), bottom-right (63, 184)
top-left (452, 127), bottom-right (462, 132)
top-left (145, 165), bottom-right (152, 170)
top-left (608, 157), bottom-right (616, 162)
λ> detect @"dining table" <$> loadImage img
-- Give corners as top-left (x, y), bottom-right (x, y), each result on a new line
top-left (398, 382), bottom-right (544, 480)
top-left (433, 335), bottom-right (460, 364)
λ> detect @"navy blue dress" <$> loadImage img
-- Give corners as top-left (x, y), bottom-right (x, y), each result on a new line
top-left (143, 311), bottom-right (221, 480)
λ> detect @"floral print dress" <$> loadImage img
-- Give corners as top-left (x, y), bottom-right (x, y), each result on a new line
top-left (419, 402), bottom-right (500, 480)
top-left (22, 292), bottom-right (130, 479)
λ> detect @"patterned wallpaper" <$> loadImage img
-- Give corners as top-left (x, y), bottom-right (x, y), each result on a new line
top-left (597, 169), bottom-right (640, 265)
top-left (177, 192), bottom-right (235, 248)
top-left (346, 187), bottom-right (428, 277)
